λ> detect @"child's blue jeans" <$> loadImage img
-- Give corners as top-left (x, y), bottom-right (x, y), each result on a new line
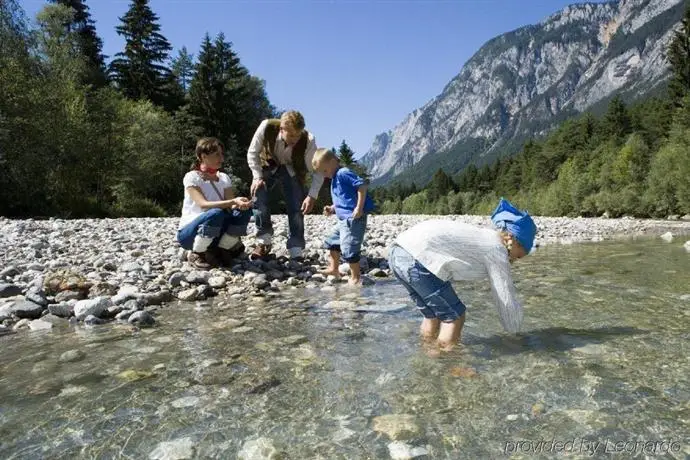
top-left (323, 215), bottom-right (368, 263)
top-left (177, 208), bottom-right (252, 250)
top-left (388, 244), bottom-right (466, 322)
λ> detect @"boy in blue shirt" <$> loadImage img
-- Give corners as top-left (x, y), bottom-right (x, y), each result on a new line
top-left (312, 148), bottom-right (376, 285)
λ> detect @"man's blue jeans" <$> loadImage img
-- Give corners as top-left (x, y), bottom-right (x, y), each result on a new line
top-left (177, 208), bottom-right (252, 250)
top-left (253, 165), bottom-right (307, 250)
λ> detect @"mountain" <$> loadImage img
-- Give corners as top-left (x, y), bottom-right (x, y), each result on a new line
top-left (361, 0), bottom-right (686, 187)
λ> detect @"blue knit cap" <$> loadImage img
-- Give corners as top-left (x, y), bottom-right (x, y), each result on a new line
top-left (490, 198), bottom-right (537, 253)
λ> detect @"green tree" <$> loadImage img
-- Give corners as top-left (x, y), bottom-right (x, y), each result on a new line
top-left (667, 3), bottom-right (690, 105)
top-left (427, 168), bottom-right (455, 201)
top-left (109, 0), bottom-right (176, 110)
top-left (171, 46), bottom-right (194, 94)
top-left (187, 33), bottom-right (273, 189)
top-left (48, 0), bottom-right (108, 88)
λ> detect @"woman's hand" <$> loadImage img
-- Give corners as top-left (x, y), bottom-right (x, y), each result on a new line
top-left (233, 197), bottom-right (252, 211)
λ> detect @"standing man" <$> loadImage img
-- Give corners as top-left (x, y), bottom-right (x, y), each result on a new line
top-left (247, 110), bottom-right (325, 261)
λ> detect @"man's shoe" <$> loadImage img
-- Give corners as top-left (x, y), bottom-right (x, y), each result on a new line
top-left (249, 243), bottom-right (272, 261)
top-left (218, 242), bottom-right (245, 266)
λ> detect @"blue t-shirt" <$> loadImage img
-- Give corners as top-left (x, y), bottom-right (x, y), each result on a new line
top-left (331, 167), bottom-right (376, 220)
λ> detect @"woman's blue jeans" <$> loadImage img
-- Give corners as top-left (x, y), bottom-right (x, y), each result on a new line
top-left (177, 208), bottom-right (252, 250)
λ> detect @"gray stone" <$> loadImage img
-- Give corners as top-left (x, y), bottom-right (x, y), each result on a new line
top-left (12, 300), bottom-right (45, 319)
top-left (178, 288), bottom-right (198, 301)
top-left (148, 437), bottom-right (195, 460)
top-left (48, 303), bottom-right (74, 318)
top-left (139, 290), bottom-right (171, 306)
top-left (186, 271), bottom-right (210, 284)
top-left (208, 276), bottom-right (226, 288)
top-left (115, 310), bottom-right (135, 321)
top-left (28, 319), bottom-right (53, 331)
top-left (0, 266), bottom-right (19, 277)
top-left (322, 300), bottom-right (356, 310)
top-left (368, 268), bottom-right (387, 277)
top-left (237, 437), bottom-right (280, 460)
top-left (54, 290), bottom-right (83, 302)
top-left (25, 290), bottom-right (48, 307)
top-left (0, 283), bottom-right (22, 298)
top-left (74, 296), bottom-right (112, 320)
top-left (388, 441), bottom-right (429, 460)
top-left (128, 311), bottom-right (155, 327)
top-left (120, 262), bottom-right (142, 272)
top-left (84, 315), bottom-right (106, 326)
top-left (59, 350), bottom-right (86, 363)
top-left (168, 272), bottom-right (185, 287)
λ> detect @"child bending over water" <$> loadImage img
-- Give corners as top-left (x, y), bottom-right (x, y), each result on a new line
top-left (387, 198), bottom-right (537, 351)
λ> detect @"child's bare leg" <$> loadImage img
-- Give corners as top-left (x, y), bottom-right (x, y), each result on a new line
top-left (437, 314), bottom-right (465, 351)
top-left (348, 261), bottom-right (361, 285)
top-left (420, 318), bottom-right (440, 341)
top-left (320, 250), bottom-right (341, 277)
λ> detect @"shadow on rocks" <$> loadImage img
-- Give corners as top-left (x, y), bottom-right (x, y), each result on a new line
top-left (467, 326), bottom-right (647, 357)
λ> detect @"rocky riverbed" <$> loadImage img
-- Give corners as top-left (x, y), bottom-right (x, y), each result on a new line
top-left (1, 214), bottom-right (689, 335)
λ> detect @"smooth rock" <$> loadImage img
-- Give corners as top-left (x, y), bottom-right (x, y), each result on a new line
top-left (178, 288), bottom-right (198, 301)
top-left (28, 319), bottom-right (53, 331)
top-left (128, 311), bottom-right (155, 327)
top-left (59, 350), bottom-right (86, 363)
top-left (0, 283), bottom-right (22, 298)
top-left (660, 232), bottom-right (673, 242)
top-left (372, 414), bottom-right (421, 440)
top-left (237, 437), bottom-right (280, 460)
top-left (74, 297), bottom-right (111, 320)
top-left (208, 276), bottom-right (226, 289)
top-left (84, 315), bottom-right (106, 326)
top-left (149, 437), bottom-right (195, 460)
top-left (388, 441), bottom-right (429, 460)
top-left (186, 271), bottom-right (210, 284)
top-left (12, 300), bottom-right (45, 319)
top-left (48, 303), bottom-right (74, 318)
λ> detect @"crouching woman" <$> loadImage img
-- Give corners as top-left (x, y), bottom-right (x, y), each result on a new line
top-left (177, 137), bottom-right (253, 269)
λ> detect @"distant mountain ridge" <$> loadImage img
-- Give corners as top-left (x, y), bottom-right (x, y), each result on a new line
top-left (360, 0), bottom-right (685, 187)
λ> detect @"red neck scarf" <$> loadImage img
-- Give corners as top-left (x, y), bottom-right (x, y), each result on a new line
top-left (197, 164), bottom-right (219, 181)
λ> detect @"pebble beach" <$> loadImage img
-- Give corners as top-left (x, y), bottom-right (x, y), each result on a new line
top-left (1, 214), bottom-right (689, 335)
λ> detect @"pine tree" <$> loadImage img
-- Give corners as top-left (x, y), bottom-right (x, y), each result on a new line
top-left (171, 46), bottom-right (194, 94)
top-left (109, 0), bottom-right (174, 108)
top-left (48, 0), bottom-right (107, 88)
top-left (667, 4), bottom-right (690, 106)
top-left (337, 140), bottom-right (355, 167)
top-left (337, 140), bottom-right (370, 180)
top-left (188, 33), bottom-right (272, 185)
top-left (601, 95), bottom-right (631, 141)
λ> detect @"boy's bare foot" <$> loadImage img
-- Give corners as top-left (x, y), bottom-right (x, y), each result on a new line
top-left (319, 268), bottom-right (341, 277)
top-left (347, 277), bottom-right (361, 286)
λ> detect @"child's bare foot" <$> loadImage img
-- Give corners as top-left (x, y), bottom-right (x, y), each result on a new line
top-left (319, 268), bottom-right (341, 278)
top-left (347, 277), bottom-right (361, 286)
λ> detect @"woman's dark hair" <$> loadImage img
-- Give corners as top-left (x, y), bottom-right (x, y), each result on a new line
top-left (190, 137), bottom-right (224, 170)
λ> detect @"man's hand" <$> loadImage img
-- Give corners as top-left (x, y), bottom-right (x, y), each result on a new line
top-left (301, 196), bottom-right (316, 215)
top-left (233, 197), bottom-right (252, 211)
top-left (351, 208), bottom-right (363, 219)
top-left (323, 205), bottom-right (334, 216)
top-left (250, 179), bottom-right (265, 197)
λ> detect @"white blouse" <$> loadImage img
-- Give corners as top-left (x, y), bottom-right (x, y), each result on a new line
top-left (394, 219), bottom-right (523, 333)
top-left (178, 171), bottom-right (232, 229)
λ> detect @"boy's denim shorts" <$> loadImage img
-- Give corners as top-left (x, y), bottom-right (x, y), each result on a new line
top-left (388, 244), bottom-right (466, 322)
top-left (323, 215), bottom-right (367, 263)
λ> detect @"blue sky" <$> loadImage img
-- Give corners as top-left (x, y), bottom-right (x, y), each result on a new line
top-left (24, 0), bottom-right (608, 158)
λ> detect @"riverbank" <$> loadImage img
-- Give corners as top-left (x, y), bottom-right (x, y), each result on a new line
top-left (1, 214), bottom-right (689, 334)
